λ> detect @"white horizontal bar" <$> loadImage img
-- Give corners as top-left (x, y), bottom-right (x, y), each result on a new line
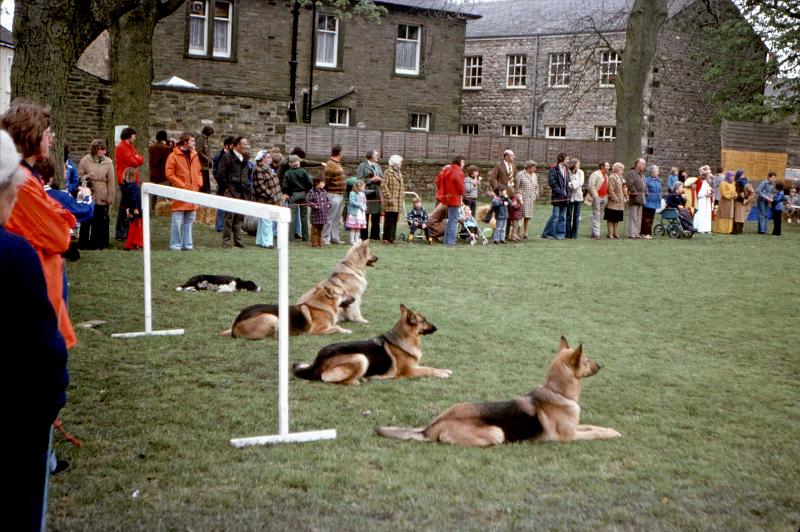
top-left (142, 183), bottom-right (292, 223)
top-left (230, 429), bottom-right (337, 448)
top-left (110, 329), bottom-right (185, 339)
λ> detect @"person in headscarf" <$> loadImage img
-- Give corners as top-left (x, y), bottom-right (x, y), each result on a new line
top-left (693, 165), bottom-right (713, 233)
top-left (732, 170), bottom-right (755, 235)
top-left (712, 170), bottom-right (736, 234)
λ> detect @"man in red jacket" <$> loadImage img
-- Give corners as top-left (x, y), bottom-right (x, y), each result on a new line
top-left (165, 132), bottom-right (203, 250)
top-left (437, 156), bottom-right (465, 246)
top-left (114, 127), bottom-right (145, 241)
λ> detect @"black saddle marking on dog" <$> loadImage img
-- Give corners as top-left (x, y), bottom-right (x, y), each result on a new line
top-left (295, 337), bottom-right (393, 380)
top-left (474, 400), bottom-right (544, 443)
top-left (233, 304), bottom-right (309, 333)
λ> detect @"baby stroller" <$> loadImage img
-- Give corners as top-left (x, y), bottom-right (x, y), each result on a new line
top-left (399, 191), bottom-right (430, 243)
top-left (653, 208), bottom-right (693, 238)
top-left (459, 215), bottom-right (488, 246)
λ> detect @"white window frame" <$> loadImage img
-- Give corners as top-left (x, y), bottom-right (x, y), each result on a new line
top-left (506, 54), bottom-right (527, 88)
top-left (187, 0), bottom-right (209, 56)
top-left (595, 126), bottom-right (616, 141)
top-left (212, 1), bottom-right (233, 59)
top-left (461, 124), bottom-right (479, 135)
top-left (410, 113), bottom-right (430, 132)
top-left (502, 124), bottom-right (523, 137)
top-left (463, 56), bottom-right (483, 89)
top-left (546, 126), bottom-right (566, 139)
top-left (315, 14), bottom-right (339, 68)
top-left (599, 50), bottom-right (621, 87)
top-left (328, 108), bottom-right (350, 127)
top-left (548, 52), bottom-right (571, 87)
top-left (395, 24), bottom-right (421, 75)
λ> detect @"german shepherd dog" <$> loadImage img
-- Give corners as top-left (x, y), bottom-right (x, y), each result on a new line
top-left (292, 305), bottom-right (452, 385)
top-left (297, 240), bottom-right (377, 324)
top-left (220, 285), bottom-right (354, 340)
top-left (375, 337), bottom-right (621, 446)
top-left (176, 274), bottom-right (260, 292)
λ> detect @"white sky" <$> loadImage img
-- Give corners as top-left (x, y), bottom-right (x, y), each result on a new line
top-left (1, 0), bottom-right (14, 29)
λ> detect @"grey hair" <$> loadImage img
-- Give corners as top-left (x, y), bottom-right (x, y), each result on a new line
top-left (672, 181), bottom-right (683, 193)
top-left (524, 160), bottom-right (536, 169)
top-left (388, 154), bottom-right (402, 167)
top-left (648, 164), bottom-right (659, 175)
top-left (288, 154), bottom-right (301, 166)
top-left (0, 129), bottom-right (23, 192)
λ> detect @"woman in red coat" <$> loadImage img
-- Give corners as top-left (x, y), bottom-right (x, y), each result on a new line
top-left (436, 156), bottom-right (465, 246)
top-left (114, 126), bottom-right (145, 241)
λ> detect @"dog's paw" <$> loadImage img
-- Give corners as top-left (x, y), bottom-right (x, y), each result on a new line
top-left (437, 369), bottom-right (453, 378)
top-left (607, 429), bottom-right (622, 438)
top-left (341, 329), bottom-right (353, 334)
top-left (355, 318), bottom-right (369, 324)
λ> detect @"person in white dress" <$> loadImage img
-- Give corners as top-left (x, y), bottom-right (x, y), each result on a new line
top-left (693, 165), bottom-right (713, 233)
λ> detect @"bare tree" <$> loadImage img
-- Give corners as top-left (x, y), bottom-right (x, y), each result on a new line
top-left (108, 0), bottom-right (186, 180)
top-left (10, 0), bottom-right (142, 183)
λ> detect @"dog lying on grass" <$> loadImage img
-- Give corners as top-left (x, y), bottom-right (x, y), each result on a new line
top-left (375, 336), bottom-right (621, 446)
top-left (292, 305), bottom-right (451, 384)
top-left (220, 285), bottom-right (354, 339)
top-left (176, 274), bottom-right (260, 293)
top-left (297, 240), bottom-right (377, 324)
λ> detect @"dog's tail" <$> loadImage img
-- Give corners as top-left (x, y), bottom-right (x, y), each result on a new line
top-left (374, 426), bottom-right (429, 441)
top-left (220, 328), bottom-right (233, 337)
top-left (292, 362), bottom-right (321, 381)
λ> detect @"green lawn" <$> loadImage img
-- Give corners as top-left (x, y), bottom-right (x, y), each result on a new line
top-left (51, 207), bottom-right (799, 530)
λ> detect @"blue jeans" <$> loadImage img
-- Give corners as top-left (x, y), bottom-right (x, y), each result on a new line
top-left (757, 199), bottom-right (770, 233)
top-left (294, 206), bottom-right (302, 236)
top-left (215, 209), bottom-right (225, 232)
top-left (170, 210), bottom-right (196, 250)
top-left (493, 218), bottom-right (507, 241)
top-left (256, 217), bottom-right (276, 247)
top-left (444, 206), bottom-right (460, 245)
top-left (566, 201), bottom-right (581, 239)
top-left (541, 204), bottom-right (567, 239)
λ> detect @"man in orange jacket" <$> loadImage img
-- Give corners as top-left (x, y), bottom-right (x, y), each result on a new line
top-left (165, 132), bottom-right (203, 250)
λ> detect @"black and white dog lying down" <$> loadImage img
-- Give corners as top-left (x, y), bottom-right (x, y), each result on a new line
top-left (176, 275), bottom-right (261, 293)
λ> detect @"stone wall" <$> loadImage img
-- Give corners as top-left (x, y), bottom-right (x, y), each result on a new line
top-left (152, 0), bottom-right (468, 136)
top-left (64, 67), bottom-right (111, 156)
top-left (461, 33), bottom-right (623, 139)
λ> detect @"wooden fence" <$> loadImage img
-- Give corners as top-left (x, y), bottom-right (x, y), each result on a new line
top-left (286, 125), bottom-right (616, 164)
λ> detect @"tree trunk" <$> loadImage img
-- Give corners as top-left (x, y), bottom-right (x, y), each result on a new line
top-left (10, 0), bottom-right (142, 187)
top-left (108, 0), bottom-right (185, 182)
top-left (614, 0), bottom-right (668, 166)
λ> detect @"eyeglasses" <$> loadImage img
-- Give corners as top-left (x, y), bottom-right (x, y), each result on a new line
top-left (44, 129), bottom-right (55, 138)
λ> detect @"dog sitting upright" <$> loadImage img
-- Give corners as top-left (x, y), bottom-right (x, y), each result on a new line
top-left (220, 285), bottom-right (354, 340)
top-left (293, 304), bottom-right (451, 385)
top-left (297, 240), bottom-right (377, 324)
top-left (375, 336), bottom-right (621, 447)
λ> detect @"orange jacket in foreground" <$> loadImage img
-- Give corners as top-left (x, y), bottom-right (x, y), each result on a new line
top-left (6, 168), bottom-right (77, 348)
top-left (165, 147), bottom-right (203, 211)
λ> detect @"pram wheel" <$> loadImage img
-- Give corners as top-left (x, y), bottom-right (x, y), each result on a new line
top-left (482, 240), bottom-right (488, 246)
top-left (470, 239), bottom-right (476, 246)
top-left (653, 224), bottom-right (666, 238)
top-left (667, 225), bottom-right (681, 239)
top-left (683, 229), bottom-right (694, 239)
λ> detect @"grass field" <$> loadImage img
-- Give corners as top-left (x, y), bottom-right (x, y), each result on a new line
top-left (51, 206), bottom-right (799, 530)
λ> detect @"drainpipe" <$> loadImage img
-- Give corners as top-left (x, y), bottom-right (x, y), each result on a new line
top-left (529, 34), bottom-right (540, 137)
top-left (303, 2), bottom-right (317, 123)
top-left (533, 101), bottom-right (547, 141)
top-left (287, 1), bottom-right (300, 123)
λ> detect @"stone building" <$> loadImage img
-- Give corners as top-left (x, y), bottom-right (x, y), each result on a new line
top-left (460, 0), bottom-right (767, 169)
top-left (147, 0), bottom-right (479, 149)
top-left (0, 25), bottom-right (14, 114)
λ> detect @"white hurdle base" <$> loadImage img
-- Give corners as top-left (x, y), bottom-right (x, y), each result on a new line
top-left (230, 429), bottom-right (337, 448)
top-left (111, 328), bottom-right (186, 339)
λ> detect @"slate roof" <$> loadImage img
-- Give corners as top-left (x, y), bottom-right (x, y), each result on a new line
top-left (377, 0), bottom-right (482, 19)
top-left (466, 0), bottom-right (692, 38)
top-left (0, 24), bottom-right (14, 47)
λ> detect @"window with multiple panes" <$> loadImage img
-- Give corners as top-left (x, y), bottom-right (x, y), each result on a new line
top-left (503, 125), bottom-right (523, 137)
top-left (315, 14), bottom-right (339, 68)
top-left (599, 50), bottom-right (621, 87)
top-left (463, 56), bottom-right (483, 88)
top-left (548, 52), bottom-right (571, 87)
top-left (187, 1), bottom-right (233, 58)
top-left (461, 124), bottom-right (479, 135)
top-left (328, 108), bottom-right (349, 127)
top-left (595, 126), bottom-right (616, 141)
top-left (546, 126), bottom-right (566, 139)
top-left (506, 55), bottom-right (527, 88)
top-left (396, 24), bottom-right (421, 75)
top-left (410, 113), bottom-right (430, 131)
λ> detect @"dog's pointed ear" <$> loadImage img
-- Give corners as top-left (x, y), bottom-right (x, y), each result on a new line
top-left (400, 304), bottom-right (408, 315)
top-left (324, 286), bottom-right (335, 298)
top-left (559, 336), bottom-right (570, 350)
top-left (570, 344), bottom-right (583, 368)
